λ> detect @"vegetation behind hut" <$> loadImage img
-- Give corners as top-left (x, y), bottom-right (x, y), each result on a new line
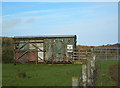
top-left (2, 37), bottom-right (14, 63)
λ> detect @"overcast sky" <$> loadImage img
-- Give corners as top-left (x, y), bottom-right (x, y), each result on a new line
top-left (2, 2), bottom-right (118, 46)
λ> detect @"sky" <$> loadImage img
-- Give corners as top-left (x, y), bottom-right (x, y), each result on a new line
top-left (2, 2), bottom-right (118, 46)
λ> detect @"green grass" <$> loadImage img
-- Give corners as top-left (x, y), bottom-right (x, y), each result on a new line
top-left (2, 64), bottom-right (82, 86)
top-left (0, 63), bottom-right (2, 87)
top-left (95, 59), bottom-right (118, 86)
top-left (3, 59), bottom-right (118, 86)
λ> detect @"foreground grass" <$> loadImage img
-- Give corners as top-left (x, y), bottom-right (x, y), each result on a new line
top-left (2, 64), bottom-right (82, 86)
top-left (0, 63), bottom-right (2, 87)
top-left (95, 59), bottom-right (118, 86)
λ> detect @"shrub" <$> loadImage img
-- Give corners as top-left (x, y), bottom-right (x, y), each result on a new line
top-left (2, 37), bottom-right (14, 63)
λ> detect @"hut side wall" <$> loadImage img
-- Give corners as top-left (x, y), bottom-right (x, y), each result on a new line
top-left (14, 36), bottom-right (76, 64)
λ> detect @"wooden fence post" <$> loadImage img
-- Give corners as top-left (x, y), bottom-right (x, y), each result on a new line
top-left (91, 48), bottom-right (93, 57)
top-left (78, 48), bottom-right (80, 60)
top-left (117, 47), bottom-right (119, 60)
top-left (106, 48), bottom-right (107, 60)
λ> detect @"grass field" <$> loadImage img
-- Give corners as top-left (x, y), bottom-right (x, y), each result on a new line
top-left (2, 59), bottom-right (119, 86)
top-left (2, 64), bottom-right (82, 86)
top-left (95, 59), bottom-right (119, 86)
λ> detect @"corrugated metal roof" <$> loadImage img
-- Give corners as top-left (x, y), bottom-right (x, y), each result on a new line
top-left (14, 35), bottom-right (76, 38)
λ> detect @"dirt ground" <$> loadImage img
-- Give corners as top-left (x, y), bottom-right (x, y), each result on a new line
top-left (109, 64), bottom-right (119, 86)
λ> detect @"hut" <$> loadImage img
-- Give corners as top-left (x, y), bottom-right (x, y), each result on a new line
top-left (13, 35), bottom-right (77, 64)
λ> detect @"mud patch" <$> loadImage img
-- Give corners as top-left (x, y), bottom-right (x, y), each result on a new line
top-left (109, 64), bottom-right (119, 86)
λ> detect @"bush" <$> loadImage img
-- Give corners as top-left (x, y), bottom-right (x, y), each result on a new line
top-left (2, 37), bottom-right (14, 63)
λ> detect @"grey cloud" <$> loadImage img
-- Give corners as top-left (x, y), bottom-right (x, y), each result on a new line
top-left (26, 18), bottom-right (36, 23)
top-left (3, 18), bottom-right (22, 29)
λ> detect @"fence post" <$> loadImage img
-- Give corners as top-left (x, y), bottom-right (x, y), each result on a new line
top-left (91, 55), bottom-right (95, 85)
top-left (72, 77), bottom-right (79, 88)
top-left (106, 48), bottom-right (107, 60)
top-left (78, 48), bottom-right (80, 60)
top-left (117, 47), bottom-right (119, 60)
top-left (87, 61), bottom-right (91, 86)
top-left (91, 48), bottom-right (93, 57)
top-left (82, 64), bottom-right (87, 87)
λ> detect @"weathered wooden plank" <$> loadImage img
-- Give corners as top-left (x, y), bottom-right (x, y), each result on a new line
top-left (30, 43), bottom-right (44, 52)
top-left (17, 50), bottom-right (29, 60)
top-left (52, 39), bottom-right (54, 64)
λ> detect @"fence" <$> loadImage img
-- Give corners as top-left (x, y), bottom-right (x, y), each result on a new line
top-left (72, 48), bottom-right (96, 87)
top-left (73, 48), bottom-right (93, 64)
top-left (94, 47), bottom-right (120, 60)
top-left (73, 47), bottom-right (120, 61)
top-left (72, 55), bottom-right (96, 87)
top-left (72, 47), bottom-right (119, 87)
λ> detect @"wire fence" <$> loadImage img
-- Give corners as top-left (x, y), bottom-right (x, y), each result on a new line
top-left (94, 47), bottom-right (120, 60)
top-left (95, 56), bottom-right (119, 86)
